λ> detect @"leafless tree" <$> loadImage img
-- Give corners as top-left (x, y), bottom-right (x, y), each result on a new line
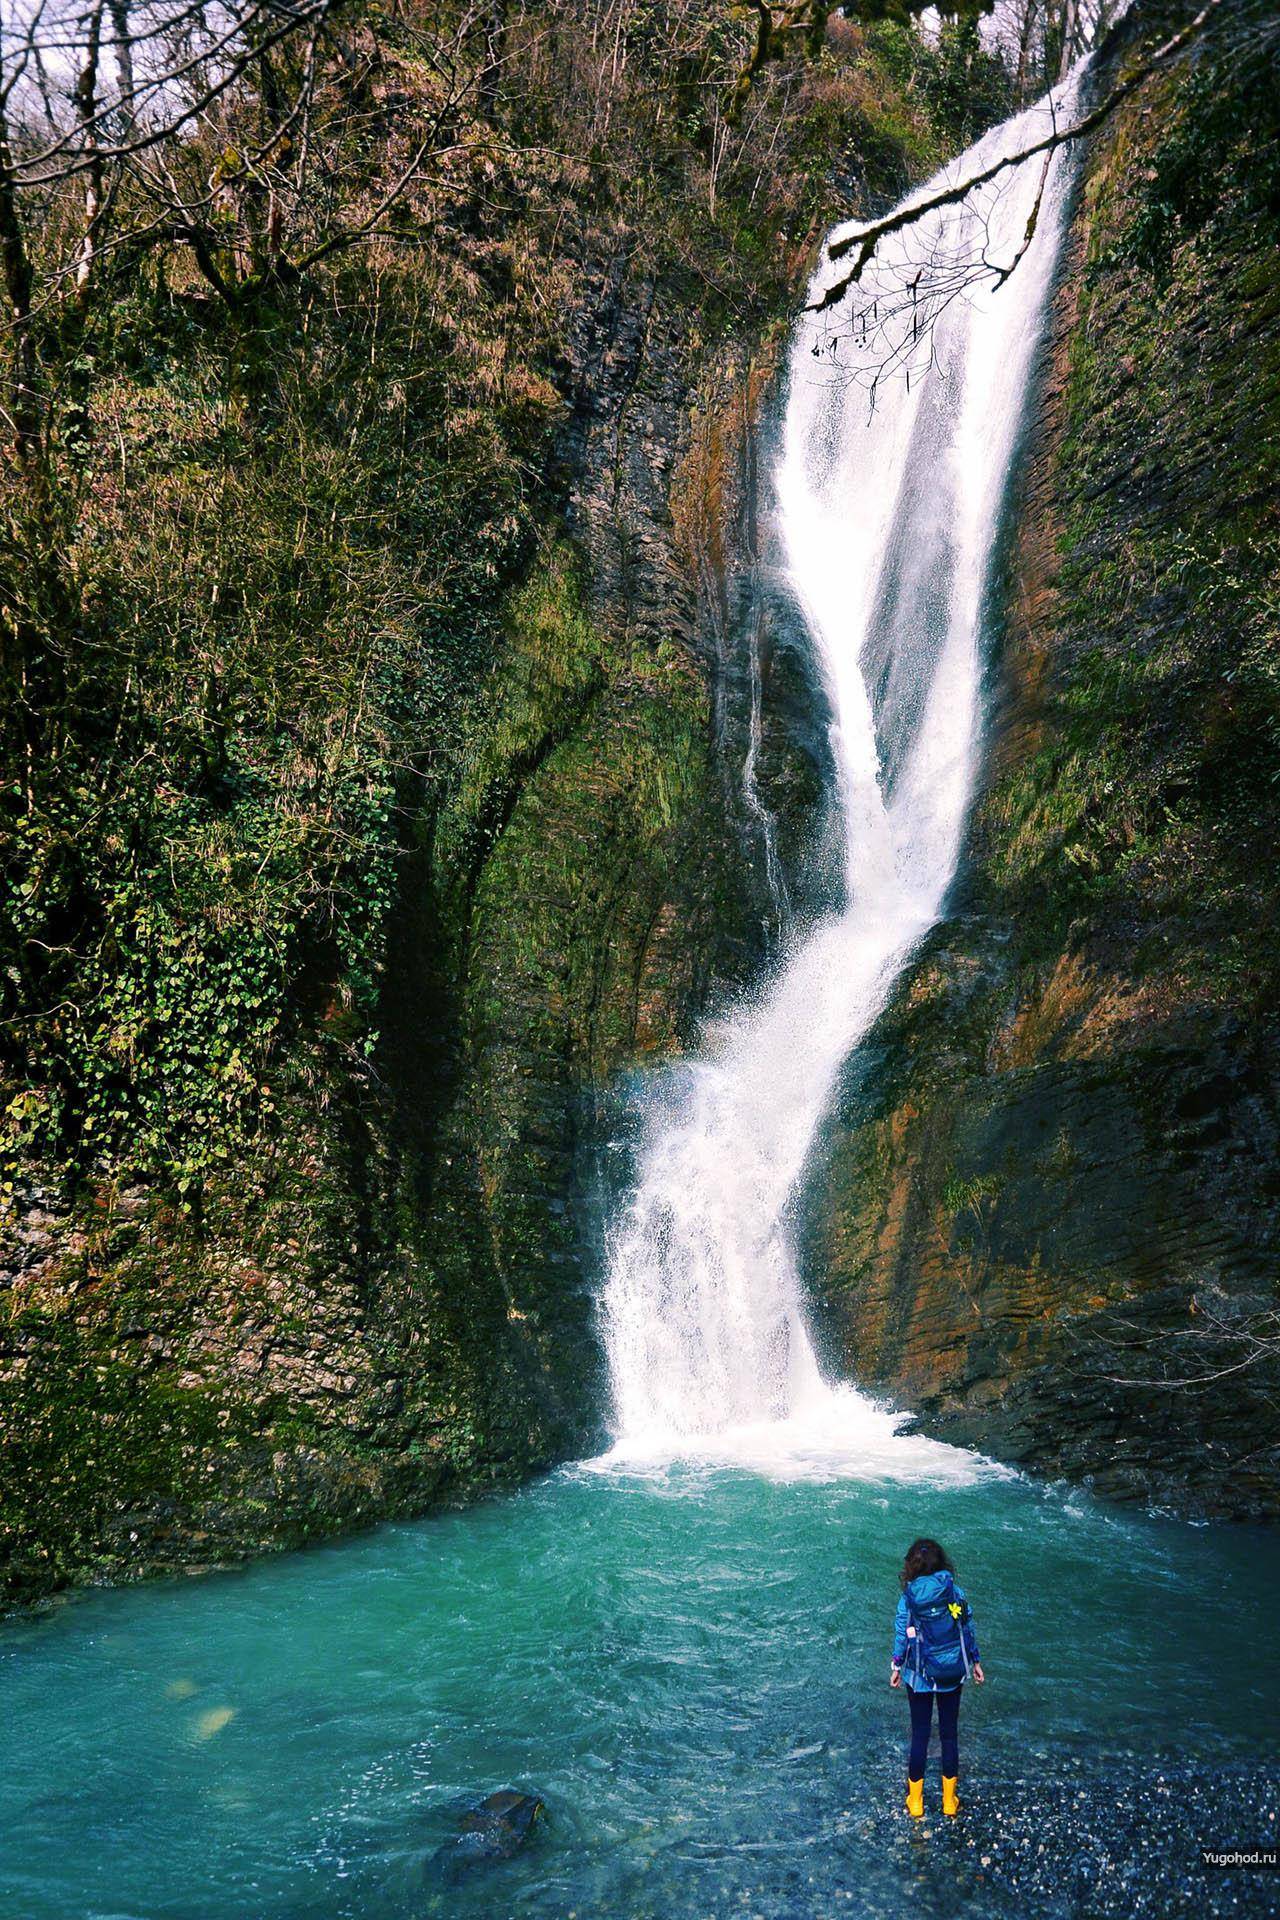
top-left (1071, 1290), bottom-right (1280, 1402)
top-left (0, 0), bottom-right (513, 466)
top-left (986, 0), bottom-right (1121, 96)
top-left (808, 0), bottom-right (1236, 330)
top-left (789, 0), bottom-right (1278, 413)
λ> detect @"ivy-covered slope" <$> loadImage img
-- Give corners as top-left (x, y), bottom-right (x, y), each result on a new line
top-left (804, 4), bottom-right (1280, 1519)
top-left (0, 6), bottom-right (998, 1604)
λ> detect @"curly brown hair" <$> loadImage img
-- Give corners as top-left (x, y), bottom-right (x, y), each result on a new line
top-left (900, 1538), bottom-right (953, 1589)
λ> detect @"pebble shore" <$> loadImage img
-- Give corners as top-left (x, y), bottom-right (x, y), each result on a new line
top-left (878, 1756), bottom-right (1280, 1918)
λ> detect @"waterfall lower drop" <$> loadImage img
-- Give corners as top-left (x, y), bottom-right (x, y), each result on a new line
top-left (596, 81), bottom-right (1083, 1483)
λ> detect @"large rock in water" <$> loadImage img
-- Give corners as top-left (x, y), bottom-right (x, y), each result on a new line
top-left (431, 1790), bottom-right (546, 1879)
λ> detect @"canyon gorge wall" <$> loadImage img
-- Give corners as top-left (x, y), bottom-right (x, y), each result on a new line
top-left (4, 0), bottom-right (1274, 1614)
top-left (1, 10), bottom-right (961, 1605)
top-left (803, 6), bottom-right (1280, 1520)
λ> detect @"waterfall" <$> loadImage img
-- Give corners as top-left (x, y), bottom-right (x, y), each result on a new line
top-left (741, 605), bottom-right (792, 942)
top-left (597, 81), bottom-right (1083, 1476)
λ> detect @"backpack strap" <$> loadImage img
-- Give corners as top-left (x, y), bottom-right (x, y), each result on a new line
top-left (944, 1594), bottom-right (973, 1678)
top-left (903, 1592), bottom-right (926, 1686)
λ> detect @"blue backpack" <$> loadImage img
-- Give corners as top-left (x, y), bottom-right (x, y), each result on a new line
top-left (906, 1575), bottom-right (972, 1687)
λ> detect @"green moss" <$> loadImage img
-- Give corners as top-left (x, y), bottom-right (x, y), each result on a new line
top-left (439, 539), bottom-right (603, 890)
top-left (804, 18), bottom-right (1280, 1522)
top-left (0, 1306), bottom-right (243, 1601)
top-left (940, 1170), bottom-right (1001, 1217)
top-left (0, 1), bottom-right (1023, 1606)
top-left (973, 37), bottom-right (1280, 994)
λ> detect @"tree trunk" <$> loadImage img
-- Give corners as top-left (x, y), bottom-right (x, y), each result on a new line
top-left (0, 113), bottom-right (41, 464)
top-left (110, 0), bottom-right (135, 132)
top-left (73, 1), bottom-right (107, 300)
top-left (1058, 0), bottom-right (1079, 79)
top-left (479, 0), bottom-right (506, 113)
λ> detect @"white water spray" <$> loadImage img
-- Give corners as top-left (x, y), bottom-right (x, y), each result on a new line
top-left (596, 83), bottom-right (1083, 1480)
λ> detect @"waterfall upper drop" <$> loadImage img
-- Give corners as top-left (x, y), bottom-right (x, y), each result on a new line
top-left (597, 81), bottom-right (1083, 1475)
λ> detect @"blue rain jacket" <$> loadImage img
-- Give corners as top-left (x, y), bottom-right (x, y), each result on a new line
top-left (892, 1570), bottom-right (980, 1692)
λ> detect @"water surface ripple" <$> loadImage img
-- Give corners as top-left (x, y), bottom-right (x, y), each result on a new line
top-left (4, 1466), bottom-right (1278, 1918)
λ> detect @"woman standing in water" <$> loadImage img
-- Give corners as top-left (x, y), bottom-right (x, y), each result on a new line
top-left (890, 1538), bottom-right (984, 1817)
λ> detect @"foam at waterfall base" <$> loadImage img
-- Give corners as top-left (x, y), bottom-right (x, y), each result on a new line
top-left (582, 1381), bottom-right (1015, 1488)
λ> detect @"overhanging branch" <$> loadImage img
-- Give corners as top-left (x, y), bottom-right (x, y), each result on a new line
top-left (808, 0), bottom-right (1226, 317)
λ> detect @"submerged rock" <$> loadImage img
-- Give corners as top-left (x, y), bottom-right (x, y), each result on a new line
top-left (431, 1789), bottom-right (546, 1879)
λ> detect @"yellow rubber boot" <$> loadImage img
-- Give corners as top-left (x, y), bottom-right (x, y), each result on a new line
top-left (905, 1778), bottom-right (924, 1819)
top-left (942, 1775), bottom-right (960, 1818)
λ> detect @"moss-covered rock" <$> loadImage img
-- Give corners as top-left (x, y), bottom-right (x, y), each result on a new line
top-left (1, 12), bottom-right (967, 1605)
top-left (804, 3), bottom-right (1280, 1520)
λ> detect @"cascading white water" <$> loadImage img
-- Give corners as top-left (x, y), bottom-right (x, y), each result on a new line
top-left (597, 81), bottom-right (1083, 1478)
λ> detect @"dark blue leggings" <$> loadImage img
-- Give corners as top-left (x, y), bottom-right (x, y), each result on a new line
top-left (907, 1684), bottom-right (961, 1781)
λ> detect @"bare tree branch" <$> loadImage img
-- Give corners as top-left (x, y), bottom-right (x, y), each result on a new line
top-left (13, 0), bottom-right (336, 185)
top-left (808, 0), bottom-right (1227, 317)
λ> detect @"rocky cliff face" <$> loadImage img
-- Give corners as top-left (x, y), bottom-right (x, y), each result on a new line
top-left (804, 7), bottom-right (1280, 1520)
top-left (381, 290), bottom-right (818, 1485)
top-left (0, 268), bottom-right (800, 1606)
top-left (1, 18), bottom-right (961, 1606)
